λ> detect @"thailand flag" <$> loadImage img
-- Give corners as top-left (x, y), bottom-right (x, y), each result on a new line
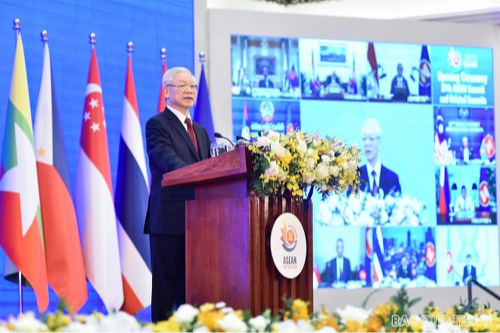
top-left (0, 31), bottom-right (49, 313)
top-left (364, 227), bottom-right (373, 285)
top-left (34, 35), bottom-right (87, 314)
top-left (373, 227), bottom-right (384, 283)
top-left (75, 42), bottom-right (123, 312)
top-left (115, 50), bottom-right (152, 314)
top-left (157, 48), bottom-right (167, 113)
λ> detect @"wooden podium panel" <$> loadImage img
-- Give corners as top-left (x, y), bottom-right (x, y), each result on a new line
top-left (163, 147), bottom-right (313, 315)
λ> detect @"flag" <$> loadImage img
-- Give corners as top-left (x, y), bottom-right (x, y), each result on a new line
top-left (285, 104), bottom-right (293, 134)
top-left (75, 44), bottom-right (123, 312)
top-left (241, 101), bottom-right (250, 140)
top-left (478, 167), bottom-right (491, 212)
top-left (364, 227), bottom-right (372, 285)
top-left (193, 64), bottom-right (215, 142)
top-left (313, 265), bottom-right (321, 289)
top-left (349, 54), bottom-right (358, 94)
top-left (115, 51), bottom-right (152, 314)
top-left (289, 64), bottom-right (299, 88)
top-left (418, 45), bottom-right (431, 97)
top-left (438, 165), bottom-right (450, 220)
top-left (0, 32), bottom-right (49, 312)
top-left (372, 227), bottom-right (384, 283)
top-left (157, 50), bottom-right (167, 113)
top-left (34, 36), bottom-right (87, 314)
top-left (367, 42), bottom-right (379, 85)
top-left (425, 227), bottom-right (436, 281)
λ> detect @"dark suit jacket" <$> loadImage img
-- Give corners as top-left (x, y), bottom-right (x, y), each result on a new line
top-left (144, 107), bottom-right (211, 235)
top-left (325, 257), bottom-right (351, 283)
top-left (463, 265), bottom-right (477, 284)
top-left (397, 265), bottom-right (412, 280)
top-left (390, 76), bottom-right (410, 100)
top-left (359, 164), bottom-right (401, 196)
top-left (258, 78), bottom-right (274, 88)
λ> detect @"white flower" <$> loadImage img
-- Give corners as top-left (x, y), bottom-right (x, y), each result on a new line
top-left (436, 322), bottom-right (464, 332)
top-left (352, 142), bottom-right (358, 150)
top-left (306, 158), bottom-right (315, 170)
top-left (257, 136), bottom-right (271, 148)
top-left (303, 172), bottom-right (315, 184)
top-left (62, 321), bottom-right (96, 332)
top-left (297, 139), bottom-right (307, 153)
top-left (336, 305), bottom-right (371, 324)
top-left (321, 154), bottom-right (331, 163)
top-left (315, 164), bottom-right (330, 180)
top-left (296, 319), bottom-right (315, 332)
top-left (267, 130), bottom-right (280, 140)
top-left (96, 312), bottom-right (141, 332)
top-left (174, 304), bottom-right (199, 326)
top-left (249, 315), bottom-right (270, 332)
top-left (193, 326), bottom-right (210, 332)
top-left (421, 319), bottom-right (436, 332)
top-left (348, 160), bottom-right (358, 173)
top-left (8, 312), bottom-right (48, 332)
top-left (342, 162), bottom-right (349, 170)
top-left (221, 307), bottom-right (234, 315)
top-left (273, 319), bottom-right (299, 332)
top-left (316, 326), bottom-right (338, 332)
top-left (215, 301), bottom-right (226, 309)
top-left (266, 161), bottom-right (280, 178)
top-left (217, 313), bottom-right (247, 332)
top-left (278, 170), bottom-right (288, 182)
top-left (271, 141), bottom-right (287, 158)
top-left (329, 166), bottom-right (339, 177)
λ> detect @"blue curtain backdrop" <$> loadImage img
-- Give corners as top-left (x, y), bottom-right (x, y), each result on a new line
top-left (0, 0), bottom-right (194, 319)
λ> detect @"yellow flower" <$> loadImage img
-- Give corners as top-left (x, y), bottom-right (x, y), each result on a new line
top-left (149, 316), bottom-right (181, 332)
top-left (198, 309), bottom-right (224, 331)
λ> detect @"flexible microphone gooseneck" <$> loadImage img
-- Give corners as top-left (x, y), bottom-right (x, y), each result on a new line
top-left (214, 132), bottom-right (238, 150)
top-left (235, 135), bottom-right (251, 142)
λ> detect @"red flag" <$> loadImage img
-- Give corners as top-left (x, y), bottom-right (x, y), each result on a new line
top-left (75, 42), bottom-right (123, 312)
top-left (157, 49), bottom-right (167, 113)
top-left (0, 32), bottom-right (49, 313)
top-left (367, 42), bottom-right (379, 85)
top-left (34, 36), bottom-right (87, 314)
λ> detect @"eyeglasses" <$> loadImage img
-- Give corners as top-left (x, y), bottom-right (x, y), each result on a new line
top-left (167, 84), bottom-right (198, 92)
top-left (362, 136), bottom-right (380, 143)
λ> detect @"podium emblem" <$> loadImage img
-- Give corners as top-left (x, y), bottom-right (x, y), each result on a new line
top-left (270, 213), bottom-right (307, 279)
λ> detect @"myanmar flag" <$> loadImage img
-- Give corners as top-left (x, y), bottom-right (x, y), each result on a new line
top-left (0, 32), bottom-right (49, 312)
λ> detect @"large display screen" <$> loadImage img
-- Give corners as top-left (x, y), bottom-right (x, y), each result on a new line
top-left (231, 35), bottom-right (498, 289)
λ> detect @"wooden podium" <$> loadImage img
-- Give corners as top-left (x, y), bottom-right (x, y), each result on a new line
top-left (162, 146), bottom-right (313, 314)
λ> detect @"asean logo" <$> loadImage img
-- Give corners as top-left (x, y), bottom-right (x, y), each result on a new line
top-left (426, 242), bottom-right (436, 267)
top-left (480, 181), bottom-right (490, 207)
top-left (447, 47), bottom-right (462, 72)
top-left (280, 221), bottom-right (297, 252)
top-left (260, 100), bottom-right (275, 122)
top-left (419, 59), bottom-right (431, 88)
top-left (484, 134), bottom-right (495, 159)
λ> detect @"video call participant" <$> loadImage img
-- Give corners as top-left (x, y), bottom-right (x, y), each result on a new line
top-left (462, 254), bottom-right (477, 284)
top-left (359, 118), bottom-right (401, 196)
top-left (323, 70), bottom-right (341, 87)
top-left (390, 63), bottom-right (410, 101)
top-left (397, 256), bottom-right (413, 280)
top-left (454, 185), bottom-right (475, 212)
top-left (325, 238), bottom-right (352, 284)
top-left (258, 65), bottom-right (274, 88)
top-left (145, 67), bottom-right (211, 322)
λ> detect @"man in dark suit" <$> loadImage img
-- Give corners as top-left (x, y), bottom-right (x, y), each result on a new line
top-left (390, 63), bottom-right (410, 101)
top-left (359, 118), bottom-right (401, 197)
top-left (325, 238), bottom-right (352, 284)
top-left (397, 255), bottom-right (412, 280)
top-left (145, 67), bottom-right (211, 322)
top-left (258, 65), bottom-right (274, 88)
top-left (462, 254), bottom-right (477, 284)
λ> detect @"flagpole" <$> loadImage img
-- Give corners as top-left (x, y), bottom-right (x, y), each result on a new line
top-left (13, 18), bottom-right (24, 316)
top-left (127, 41), bottom-right (134, 56)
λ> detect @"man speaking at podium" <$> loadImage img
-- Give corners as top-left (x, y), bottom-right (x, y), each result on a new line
top-left (145, 67), bottom-right (211, 322)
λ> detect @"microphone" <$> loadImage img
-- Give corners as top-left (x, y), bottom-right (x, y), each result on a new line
top-left (236, 135), bottom-right (251, 142)
top-left (214, 132), bottom-right (238, 150)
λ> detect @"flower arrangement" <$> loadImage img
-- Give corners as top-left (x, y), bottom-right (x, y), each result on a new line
top-left (1, 288), bottom-right (499, 332)
top-left (316, 190), bottom-right (428, 226)
top-left (247, 129), bottom-right (361, 200)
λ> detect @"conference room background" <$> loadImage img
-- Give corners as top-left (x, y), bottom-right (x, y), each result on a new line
top-left (231, 35), bottom-right (499, 288)
top-left (0, 0), bottom-right (194, 318)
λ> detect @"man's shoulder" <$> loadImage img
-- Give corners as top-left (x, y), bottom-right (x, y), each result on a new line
top-left (381, 164), bottom-right (399, 179)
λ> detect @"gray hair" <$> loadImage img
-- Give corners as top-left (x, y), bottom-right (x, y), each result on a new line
top-left (162, 67), bottom-right (195, 89)
top-left (361, 118), bottom-right (382, 137)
